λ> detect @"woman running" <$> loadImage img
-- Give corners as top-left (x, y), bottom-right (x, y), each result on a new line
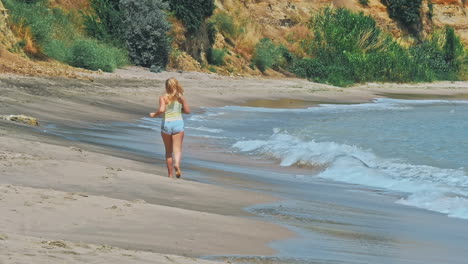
top-left (150, 78), bottom-right (190, 178)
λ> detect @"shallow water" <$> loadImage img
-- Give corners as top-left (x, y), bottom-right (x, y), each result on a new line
top-left (42, 98), bottom-right (468, 264)
top-left (167, 98), bottom-right (468, 220)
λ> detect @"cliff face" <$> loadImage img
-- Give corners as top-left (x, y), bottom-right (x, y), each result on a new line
top-left (0, 0), bottom-right (466, 76)
top-left (0, 0), bottom-right (16, 50)
top-left (189, 0), bottom-right (465, 75)
top-left (215, 0), bottom-right (467, 44)
top-left (431, 0), bottom-right (468, 43)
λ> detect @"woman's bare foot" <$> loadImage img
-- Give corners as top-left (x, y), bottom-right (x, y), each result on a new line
top-left (175, 166), bottom-right (182, 178)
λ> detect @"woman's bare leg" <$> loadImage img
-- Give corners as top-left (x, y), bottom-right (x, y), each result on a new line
top-left (161, 132), bottom-right (174, 178)
top-left (172, 131), bottom-right (184, 178)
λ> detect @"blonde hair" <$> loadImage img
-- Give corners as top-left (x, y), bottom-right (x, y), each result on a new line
top-left (165, 78), bottom-right (184, 103)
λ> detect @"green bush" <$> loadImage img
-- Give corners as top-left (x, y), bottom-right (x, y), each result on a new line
top-left (427, 0), bottom-right (434, 20)
top-left (43, 39), bottom-right (69, 62)
top-left (252, 38), bottom-right (285, 72)
top-left (408, 26), bottom-right (466, 80)
top-left (67, 39), bottom-right (127, 72)
top-left (411, 42), bottom-right (450, 80)
top-left (278, 44), bottom-right (295, 65)
top-left (207, 48), bottom-right (226, 66)
top-left (359, 0), bottom-right (369, 6)
top-left (443, 26), bottom-right (464, 71)
top-left (82, 0), bottom-right (123, 46)
top-left (293, 8), bottom-right (399, 85)
top-left (4, 0), bottom-right (128, 72)
top-left (120, 0), bottom-right (171, 69)
top-left (212, 13), bottom-right (238, 39)
top-left (3, 0), bottom-right (54, 45)
top-left (310, 8), bottom-right (383, 55)
top-left (381, 0), bottom-right (422, 28)
top-left (290, 8), bottom-right (466, 86)
top-left (291, 58), bottom-right (328, 80)
top-left (207, 21), bottom-right (217, 45)
top-left (168, 0), bottom-right (215, 33)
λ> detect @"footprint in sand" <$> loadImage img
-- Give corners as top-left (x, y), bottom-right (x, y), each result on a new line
top-left (41, 240), bottom-right (69, 249)
top-left (132, 199), bottom-right (146, 204)
top-left (63, 194), bottom-right (78, 201)
top-left (95, 245), bottom-right (114, 253)
top-left (69, 146), bottom-right (83, 153)
top-left (103, 167), bottom-right (122, 179)
top-left (106, 167), bottom-right (123, 172)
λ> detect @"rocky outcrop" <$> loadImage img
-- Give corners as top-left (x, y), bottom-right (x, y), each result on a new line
top-left (431, 0), bottom-right (468, 44)
top-left (168, 51), bottom-right (204, 72)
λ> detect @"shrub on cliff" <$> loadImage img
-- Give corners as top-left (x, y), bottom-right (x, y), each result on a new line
top-left (4, 0), bottom-right (128, 72)
top-left (82, 0), bottom-right (123, 46)
top-left (252, 38), bottom-right (286, 73)
top-left (3, 0), bottom-right (55, 46)
top-left (359, 0), bottom-right (369, 6)
top-left (68, 39), bottom-right (128, 72)
top-left (291, 8), bottom-right (466, 86)
top-left (291, 58), bottom-right (328, 81)
top-left (168, 0), bottom-right (215, 34)
top-left (211, 12), bottom-right (239, 40)
top-left (119, 0), bottom-right (171, 69)
top-left (410, 26), bottom-right (466, 81)
top-left (443, 26), bottom-right (465, 72)
top-left (291, 8), bottom-right (393, 84)
top-left (381, 0), bottom-right (422, 30)
top-left (291, 8), bottom-right (404, 85)
top-left (206, 48), bottom-right (226, 66)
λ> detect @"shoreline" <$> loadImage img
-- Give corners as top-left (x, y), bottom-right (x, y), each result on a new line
top-left (1, 68), bottom-right (468, 263)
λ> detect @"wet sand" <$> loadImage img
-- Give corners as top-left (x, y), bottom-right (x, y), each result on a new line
top-left (1, 67), bottom-right (468, 263)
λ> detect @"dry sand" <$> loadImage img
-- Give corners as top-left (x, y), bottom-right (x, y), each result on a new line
top-left (1, 232), bottom-right (225, 264)
top-left (0, 128), bottom-right (291, 263)
top-left (1, 67), bottom-right (468, 263)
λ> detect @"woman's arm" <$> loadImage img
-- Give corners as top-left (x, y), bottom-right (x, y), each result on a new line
top-left (149, 96), bottom-right (166, 118)
top-left (181, 96), bottom-right (191, 114)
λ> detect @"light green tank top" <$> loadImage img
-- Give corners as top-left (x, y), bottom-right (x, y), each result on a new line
top-left (164, 100), bottom-right (183, 121)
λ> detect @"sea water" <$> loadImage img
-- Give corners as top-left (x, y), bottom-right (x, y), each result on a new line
top-left (42, 98), bottom-right (468, 263)
top-left (139, 98), bottom-right (468, 220)
top-left (44, 99), bottom-right (468, 219)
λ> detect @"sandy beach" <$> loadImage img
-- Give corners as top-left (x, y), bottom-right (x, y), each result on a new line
top-left (1, 67), bottom-right (468, 263)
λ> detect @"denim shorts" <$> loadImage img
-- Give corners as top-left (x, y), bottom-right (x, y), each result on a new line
top-left (161, 119), bottom-right (184, 135)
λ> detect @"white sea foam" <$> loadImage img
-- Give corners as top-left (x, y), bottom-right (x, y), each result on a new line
top-left (192, 135), bottom-right (228, 139)
top-left (221, 106), bottom-right (313, 113)
top-left (188, 112), bottom-right (225, 121)
top-left (375, 98), bottom-right (468, 105)
top-left (232, 131), bottom-right (468, 219)
top-left (220, 98), bottom-right (468, 114)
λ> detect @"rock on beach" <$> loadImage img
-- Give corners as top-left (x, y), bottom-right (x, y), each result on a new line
top-left (1, 115), bottom-right (39, 126)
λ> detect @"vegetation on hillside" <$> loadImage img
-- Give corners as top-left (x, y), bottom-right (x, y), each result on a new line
top-left (168, 0), bottom-right (215, 34)
top-left (3, 0), bottom-right (128, 72)
top-left (83, 0), bottom-right (171, 71)
top-left (289, 8), bottom-right (466, 86)
top-left (4, 0), bottom-right (171, 72)
top-left (120, 0), bottom-right (171, 70)
top-left (381, 0), bottom-right (423, 31)
top-left (1, 0), bottom-right (466, 85)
